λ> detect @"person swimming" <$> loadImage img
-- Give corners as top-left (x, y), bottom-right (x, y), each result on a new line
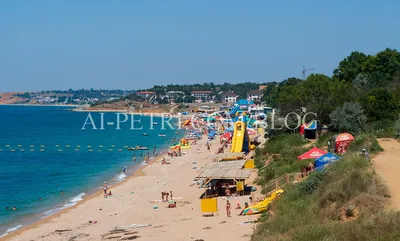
top-left (123, 166), bottom-right (127, 173)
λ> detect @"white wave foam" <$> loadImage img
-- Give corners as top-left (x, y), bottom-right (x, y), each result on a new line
top-left (69, 193), bottom-right (85, 203)
top-left (0, 224), bottom-right (23, 237)
top-left (116, 173), bottom-right (127, 181)
top-left (41, 193), bottom-right (86, 218)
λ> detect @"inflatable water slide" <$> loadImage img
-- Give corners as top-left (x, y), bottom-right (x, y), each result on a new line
top-left (230, 121), bottom-right (250, 153)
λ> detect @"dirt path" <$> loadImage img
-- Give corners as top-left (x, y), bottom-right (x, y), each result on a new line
top-left (374, 139), bottom-right (400, 209)
top-left (168, 104), bottom-right (179, 114)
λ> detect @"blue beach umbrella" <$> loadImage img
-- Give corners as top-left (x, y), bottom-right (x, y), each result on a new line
top-left (315, 153), bottom-right (340, 170)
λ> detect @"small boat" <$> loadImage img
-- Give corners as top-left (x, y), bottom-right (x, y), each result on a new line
top-left (153, 122), bottom-right (159, 125)
top-left (142, 133), bottom-right (149, 136)
top-left (158, 134), bottom-right (166, 137)
top-left (128, 146), bottom-right (149, 151)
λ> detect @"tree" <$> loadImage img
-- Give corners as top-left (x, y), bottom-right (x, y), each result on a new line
top-left (277, 74), bottom-right (337, 123)
top-left (363, 48), bottom-right (400, 76)
top-left (262, 79), bottom-right (301, 108)
top-left (162, 97), bottom-right (169, 104)
top-left (330, 102), bottom-right (367, 134)
top-left (359, 88), bottom-right (400, 122)
top-left (333, 51), bottom-right (370, 82)
top-left (280, 77), bottom-right (302, 87)
top-left (395, 119), bottom-right (400, 139)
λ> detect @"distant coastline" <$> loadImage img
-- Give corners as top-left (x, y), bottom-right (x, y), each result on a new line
top-left (0, 103), bottom-right (79, 107)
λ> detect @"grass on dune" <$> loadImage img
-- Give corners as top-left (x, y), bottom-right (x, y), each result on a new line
top-left (251, 133), bottom-right (400, 241)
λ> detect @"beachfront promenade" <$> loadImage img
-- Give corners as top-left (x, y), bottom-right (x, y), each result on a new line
top-left (3, 135), bottom-right (263, 241)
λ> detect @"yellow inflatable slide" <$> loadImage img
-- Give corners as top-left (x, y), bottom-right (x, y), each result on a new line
top-left (241, 189), bottom-right (284, 215)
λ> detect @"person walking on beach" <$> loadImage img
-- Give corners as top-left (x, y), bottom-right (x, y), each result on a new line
top-left (103, 182), bottom-right (108, 194)
top-left (153, 145), bottom-right (157, 156)
top-left (226, 200), bottom-right (231, 217)
top-left (165, 192), bottom-right (169, 201)
top-left (170, 191), bottom-right (173, 200)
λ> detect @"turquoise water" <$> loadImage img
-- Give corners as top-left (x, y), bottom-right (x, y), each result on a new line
top-left (0, 105), bottom-right (182, 236)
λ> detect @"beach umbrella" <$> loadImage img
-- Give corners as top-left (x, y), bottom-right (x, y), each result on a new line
top-left (297, 147), bottom-right (327, 160)
top-left (241, 208), bottom-right (260, 215)
top-left (315, 153), bottom-right (340, 170)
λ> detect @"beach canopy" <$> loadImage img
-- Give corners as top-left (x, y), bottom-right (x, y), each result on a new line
top-left (298, 147), bottom-right (327, 160)
top-left (335, 133), bottom-right (354, 142)
top-left (235, 99), bottom-right (255, 107)
top-left (304, 120), bottom-right (317, 130)
top-left (315, 153), bottom-right (340, 170)
top-left (196, 160), bottom-right (251, 179)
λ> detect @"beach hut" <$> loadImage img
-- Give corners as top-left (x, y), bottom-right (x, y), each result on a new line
top-left (300, 120), bottom-right (318, 139)
top-left (297, 147), bottom-right (327, 160)
top-left (315, 153), bottom-right (340, 170)
top-left (329, 133), bottom-right (354, 154)
top-left (196, 160), bottom-right (252, 216)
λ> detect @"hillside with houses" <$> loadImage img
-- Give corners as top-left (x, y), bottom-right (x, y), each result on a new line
top-left (1, 83), bottom-right (272, 109)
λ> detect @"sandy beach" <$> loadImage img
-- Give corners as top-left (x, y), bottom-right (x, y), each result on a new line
top-left (2, 136), bottom-right (262, 241)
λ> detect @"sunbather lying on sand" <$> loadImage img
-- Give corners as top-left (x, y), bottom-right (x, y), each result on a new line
top-left (168, 202), bottom-right (177, 208)
top-left (161, 158), bottom-right (170, 165)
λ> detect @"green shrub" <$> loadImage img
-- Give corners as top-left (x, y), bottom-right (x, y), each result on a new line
top-left (316, 132), bottom-right (335, 148)
top-left (395, 119), bottom-right (400, 139)
top-left (297, 170), bottom-right (327, 195)
top-left (348, 133), bottom-right (383, 154)
top-left (366, 120), bottom-right (395, 138)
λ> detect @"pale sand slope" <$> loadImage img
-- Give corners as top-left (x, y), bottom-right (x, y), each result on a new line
top-left (374, 139), bottom-right (400, 210)
top-left (4, 137), bottom-right (261, 241)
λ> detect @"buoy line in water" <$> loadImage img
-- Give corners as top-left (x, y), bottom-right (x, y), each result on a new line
top-left (0, 143), bottom-right (173, 153)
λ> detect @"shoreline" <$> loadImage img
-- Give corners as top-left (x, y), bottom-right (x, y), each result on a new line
top-left (3, 134), bottom-right (262, 241)
top-left (0, 104), bottom-right (79, 107)
top-left (73, 108), bottom-right (178, 116)
top-left (1, 148), bottom-right (169, 240)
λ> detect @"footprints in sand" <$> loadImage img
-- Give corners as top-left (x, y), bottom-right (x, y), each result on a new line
top-left (39, 230), bottom-right (89, 241)
top-left (101, 229), bottom-right (140, 240)
top-left (68, 233), bottom-right (89, 241)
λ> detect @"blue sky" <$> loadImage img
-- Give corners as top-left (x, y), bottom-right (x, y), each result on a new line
top-left (0, 0), bottom-right (399, 92)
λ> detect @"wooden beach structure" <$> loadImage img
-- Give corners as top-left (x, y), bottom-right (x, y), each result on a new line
top-left (197, 160), bottom-right (253, 215)
top-left (211, 152), bottom-right (246, 162)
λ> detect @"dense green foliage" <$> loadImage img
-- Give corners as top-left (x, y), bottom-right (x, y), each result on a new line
top-left (330, 102), bottom-right (367, 134)
top-left (263, 48), bottom-right (400, 134)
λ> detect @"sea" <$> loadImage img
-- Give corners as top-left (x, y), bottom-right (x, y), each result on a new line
top-left (0, 105), bottom-right (183, 237)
